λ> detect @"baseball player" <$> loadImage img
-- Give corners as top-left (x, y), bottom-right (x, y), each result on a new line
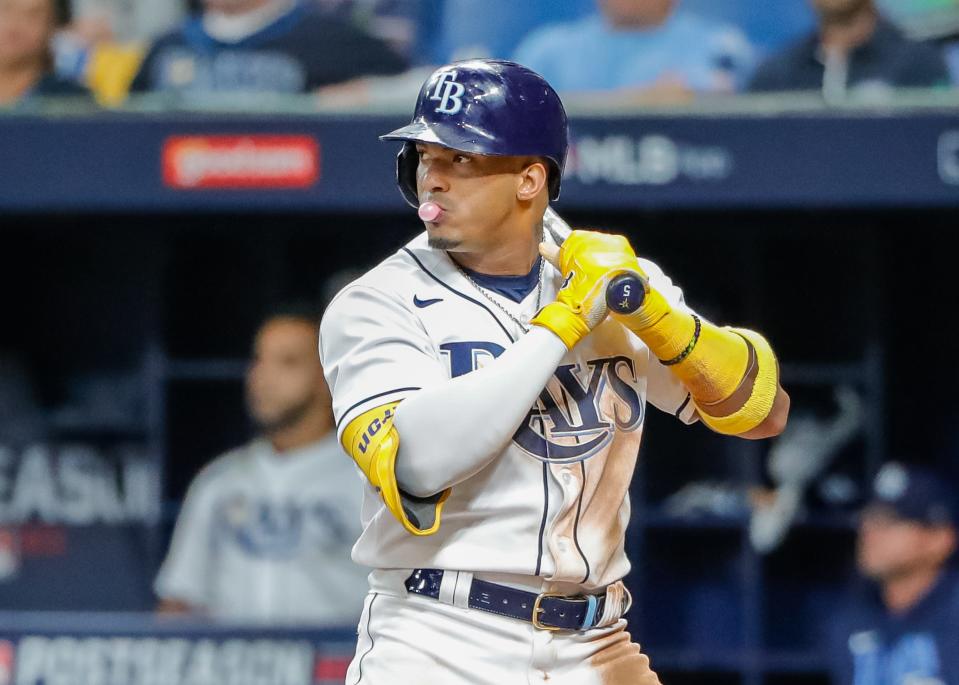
top-left (156, 305), bottom-right (368, 624)
top-left (320, 59), bottom-right (790, 683)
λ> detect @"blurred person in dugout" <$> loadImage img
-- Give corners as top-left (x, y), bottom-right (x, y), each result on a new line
top-left (828, 462), bottom-right (959, 685)
top-left (0, 0), bottom-right (91, 106)
top-left (749, 0), bottom-right (950, 98)
top-left (129, 0), bottom-right (407, 96)
top-left (511, 0), bottom-right (756, 101)
top-left (155, 304), bottom-right (368, 624)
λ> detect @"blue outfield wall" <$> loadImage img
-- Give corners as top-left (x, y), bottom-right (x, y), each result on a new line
top-left (1, 110), bottom-right (958, 213)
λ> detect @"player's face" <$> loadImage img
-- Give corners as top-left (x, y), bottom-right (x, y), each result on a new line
top-left (246, 318), bottom-right (331, 434)
top-left (414, 143), bottom-right (543, 253)
top-left (856, 506), bottom-right (956, 581)
top-left (0, 0), bottom-right (55, 68)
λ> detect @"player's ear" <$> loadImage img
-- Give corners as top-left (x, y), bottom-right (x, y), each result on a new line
top-left (516, 160), bottom-right (548, 202)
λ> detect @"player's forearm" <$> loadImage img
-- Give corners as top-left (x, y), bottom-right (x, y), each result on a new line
top-left (734, 386), bottom-right (790, 439)
top-left (613, 286), bottom-right (783, 437)
top-left (393, 326), bottom-right (567, 497)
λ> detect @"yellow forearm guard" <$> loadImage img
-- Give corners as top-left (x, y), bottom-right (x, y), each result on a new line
top-left (341, 402), bottom-right (449, 536)
top-left (613, 295), bottom-right (779, 435)
top-left (613, 291), bottom-right (750, 404)
top-left (694, 328), bottom-right (779, 435)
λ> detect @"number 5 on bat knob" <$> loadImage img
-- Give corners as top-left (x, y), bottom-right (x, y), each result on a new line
top-left (606, 273), bottom-right (646, 314)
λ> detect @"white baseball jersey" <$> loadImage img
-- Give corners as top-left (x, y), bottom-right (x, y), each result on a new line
top-left (320, 232), bottom-right (697, 591)
top-left (155, 434), bottom-right (369, 623)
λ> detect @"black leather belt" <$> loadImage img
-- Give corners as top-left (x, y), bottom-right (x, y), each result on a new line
top-left (404, 568), bottom-right (609, 631)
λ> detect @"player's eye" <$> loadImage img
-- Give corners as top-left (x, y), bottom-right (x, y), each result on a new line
top-left (453, 154), bottom-right (471, 164)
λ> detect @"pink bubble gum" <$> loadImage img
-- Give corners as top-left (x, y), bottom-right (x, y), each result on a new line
top-left (418, 201), bottom-right (443, 222)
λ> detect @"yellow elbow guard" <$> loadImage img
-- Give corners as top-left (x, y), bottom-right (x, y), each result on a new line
top-left (694, 328), bottom-right (779, 436)
top-left (341, 402), bottom-right (449, 536)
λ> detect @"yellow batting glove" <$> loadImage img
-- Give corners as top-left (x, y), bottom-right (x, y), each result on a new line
top-left (532, 230), bottom-right (645, 349)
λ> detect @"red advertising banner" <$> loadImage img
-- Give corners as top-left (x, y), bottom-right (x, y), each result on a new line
top-left (162, 135), bottom-right (320, 189)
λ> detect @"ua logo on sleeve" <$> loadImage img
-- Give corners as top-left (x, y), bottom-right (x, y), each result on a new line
top-left (430, 70), bottom-right (466, 115)
top-left (440, 342), bottom-right (644, 464)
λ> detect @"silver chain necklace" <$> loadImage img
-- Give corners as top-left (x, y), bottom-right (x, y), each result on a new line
top-left (454, 256), bottom-right (545, 334)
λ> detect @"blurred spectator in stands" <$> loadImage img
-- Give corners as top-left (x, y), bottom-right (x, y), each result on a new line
top-left (155, 304), bottom-right (367, 624)
top-left (0, 0), bottom-right (91, 106)
top-left (427, 0), bottom-right (593, 65)
top-left (314, 0), bottom-right (417, 58)
top-left (750, 0), bottom-right (950, 99)
top-left (511, 0), bottom-right (756, 101)
top-left (828, 462), bottom-right (959, 685)
top-left (52, 0), bottom-right (184, 105)
top-left (129, 0), bottom-right (407, 96)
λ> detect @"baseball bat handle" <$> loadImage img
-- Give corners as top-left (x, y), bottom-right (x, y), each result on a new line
top-left (606, 272), bottom-right (646, 314)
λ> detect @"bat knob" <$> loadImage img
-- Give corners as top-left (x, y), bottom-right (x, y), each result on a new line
top-left (606, 273), bottom-right (646, 314)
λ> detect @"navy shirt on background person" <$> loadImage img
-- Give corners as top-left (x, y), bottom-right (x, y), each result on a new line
top-left (130, 1), bottom-right (407, 94)
top-left (7, 74), bottom-right (94, 110)
top-left (31, 73), bottom-right (90, 97)
top-left (828, 568), bottom-right (959, 685)
top-left (750, 19), bottom-right (950, 93)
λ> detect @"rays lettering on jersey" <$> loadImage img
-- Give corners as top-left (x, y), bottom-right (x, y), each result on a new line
top-left (216, 496), bottom-right (352, 559)
top-left (441, 342), bottom-right (643, 464)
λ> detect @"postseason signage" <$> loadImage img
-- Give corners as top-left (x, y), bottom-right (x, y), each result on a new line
top-left (0, 444), bottom-right (158, 527)
top-left (0, 443), bottom-right (159, 610)
top-left (0, 631), bottom-right (354, 685)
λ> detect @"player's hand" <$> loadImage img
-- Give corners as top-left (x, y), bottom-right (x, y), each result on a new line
top-left (532, 229), bottom-right (647, 349)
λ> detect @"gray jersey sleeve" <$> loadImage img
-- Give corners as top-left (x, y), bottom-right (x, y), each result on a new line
top-left (153, 464), bottom-right (219, 607)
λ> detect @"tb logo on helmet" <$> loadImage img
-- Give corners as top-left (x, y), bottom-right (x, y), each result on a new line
top-left (430, 71), bottom-right (466, 115)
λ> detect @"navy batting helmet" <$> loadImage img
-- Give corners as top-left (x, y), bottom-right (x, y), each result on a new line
top-left (380, 59), bottom-right (569, 207)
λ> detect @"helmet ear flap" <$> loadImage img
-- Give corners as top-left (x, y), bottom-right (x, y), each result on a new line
top-left (546, 160), bottom-right (562, 201)
top-left (396, 143), bottom-right (419, 208)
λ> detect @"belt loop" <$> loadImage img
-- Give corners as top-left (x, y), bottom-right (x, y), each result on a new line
top-left (437, 571), bottom-right (457, 605)
top-left (581, 594), bottom-right (599, 629)
top-left (453, 571), bottom-right (473, 609)
top-left (597, 581), bottom-right (628, 627)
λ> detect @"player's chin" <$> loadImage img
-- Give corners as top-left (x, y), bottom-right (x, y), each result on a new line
top-left (427, 233), bottom-right (462, 250)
